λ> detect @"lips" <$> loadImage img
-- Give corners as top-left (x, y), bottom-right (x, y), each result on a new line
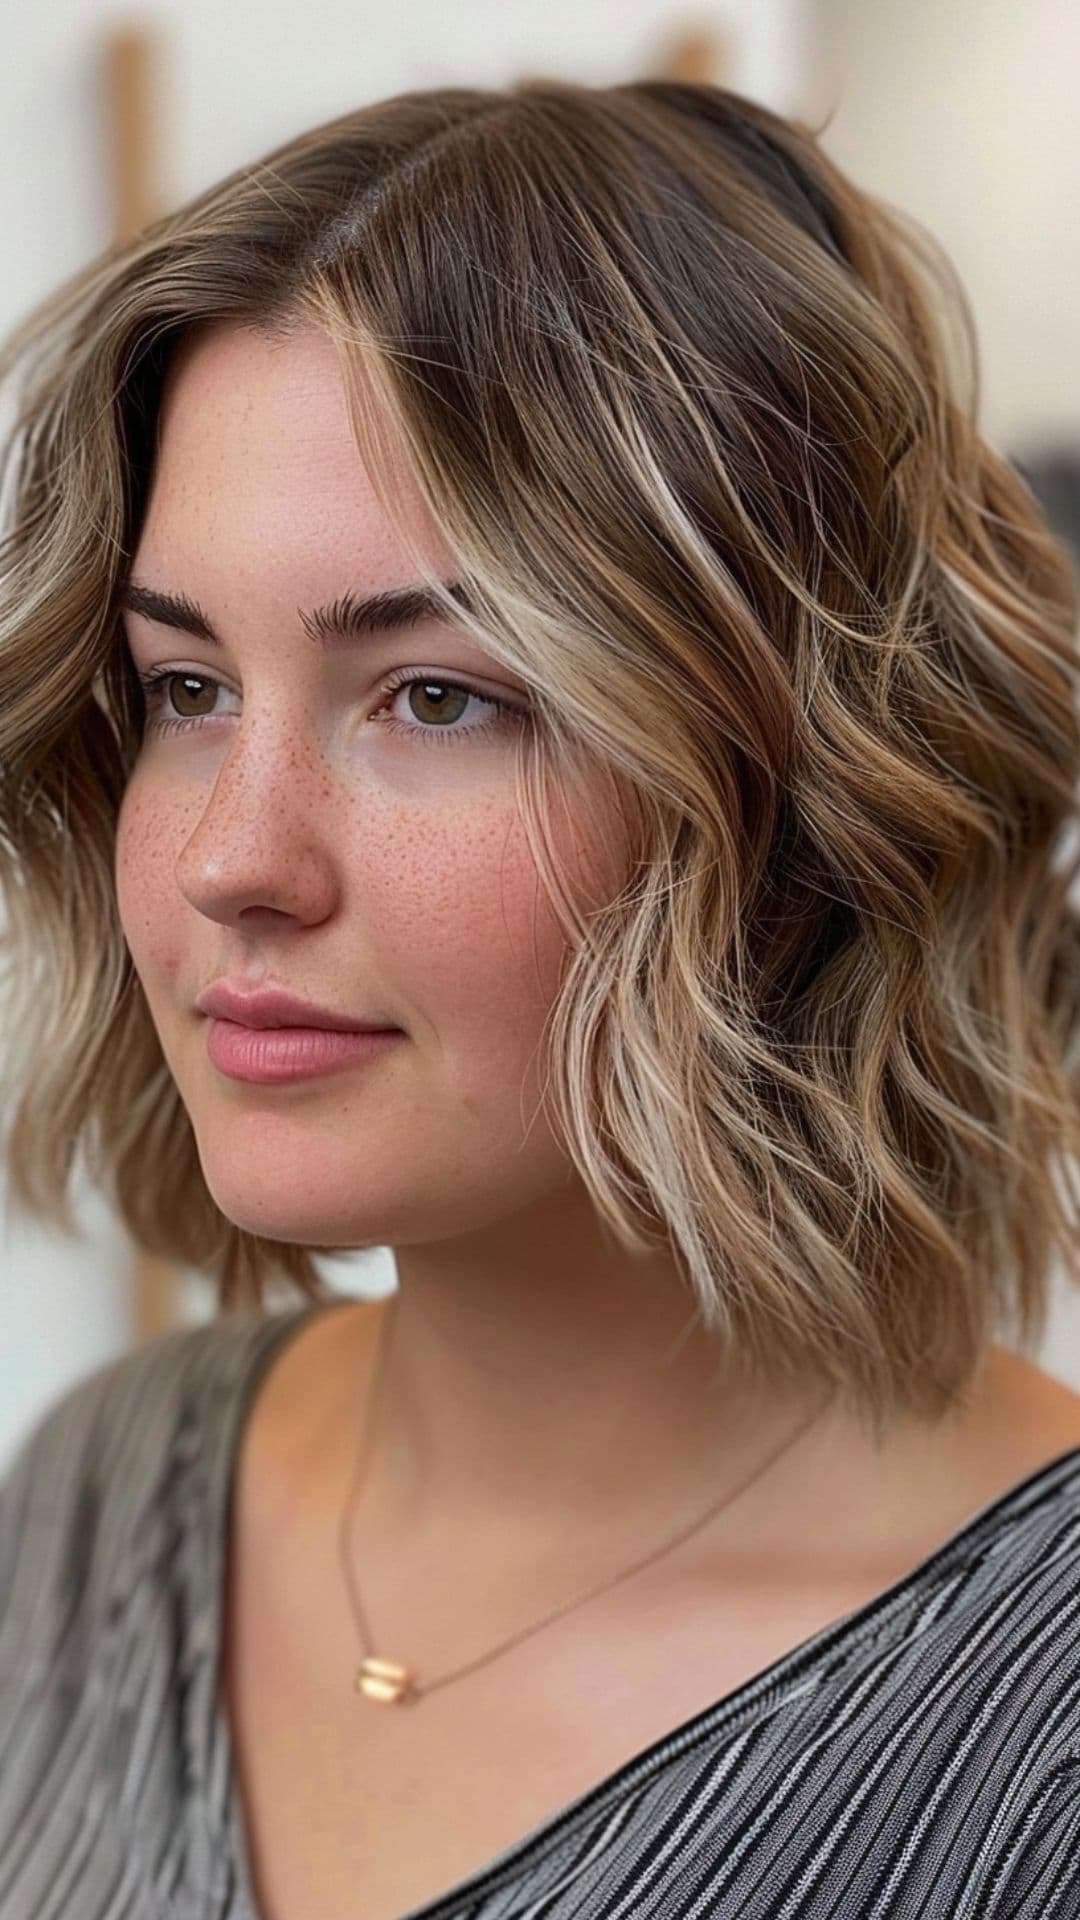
top-left (204, 1017), bottom-right (403, 1083)
top-left (195, 982), bottom-right (399, 1032)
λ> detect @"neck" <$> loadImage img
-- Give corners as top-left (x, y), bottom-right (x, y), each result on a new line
top-left (339, 1186), bottom-right (838, 1552)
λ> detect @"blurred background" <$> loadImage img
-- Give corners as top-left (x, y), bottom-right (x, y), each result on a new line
top-left (2, 0), bottom-right (1080, 1471)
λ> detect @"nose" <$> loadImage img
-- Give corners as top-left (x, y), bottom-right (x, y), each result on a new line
top-left (173, 718), bottom-right (340, 929)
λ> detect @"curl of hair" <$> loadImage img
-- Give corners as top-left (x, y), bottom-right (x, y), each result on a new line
top-left (1, 77), bottom-right (1078, 1437)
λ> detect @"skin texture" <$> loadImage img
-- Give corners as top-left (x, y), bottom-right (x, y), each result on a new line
top-left (115, 320), bottom-right (1080, 1573)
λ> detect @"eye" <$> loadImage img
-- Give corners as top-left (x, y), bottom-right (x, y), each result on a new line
top-left (132, 665), bottom-right (529, 747)
top-left (134, 667), bottom-right (234, 736)
top-left (372, 668), bottom-right (526, 746)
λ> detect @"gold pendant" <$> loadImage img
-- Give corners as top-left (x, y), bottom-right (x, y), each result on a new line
top-left (355, 1655), bottom-right (417, 1704)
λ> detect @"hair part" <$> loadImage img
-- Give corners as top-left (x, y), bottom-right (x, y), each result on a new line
top-left (1, 77), bottom-right (1078, 1440)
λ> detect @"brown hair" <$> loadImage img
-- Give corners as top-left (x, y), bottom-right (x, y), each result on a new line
top-left (1, 77), bottom-right (1078, 1436)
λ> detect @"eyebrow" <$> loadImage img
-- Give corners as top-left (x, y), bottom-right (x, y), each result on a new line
top-left (117, 577), bottom-right (478, 647)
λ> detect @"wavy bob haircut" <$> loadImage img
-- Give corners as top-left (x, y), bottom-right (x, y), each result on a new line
top-left (1, 78), bottom-right (1079, 1437)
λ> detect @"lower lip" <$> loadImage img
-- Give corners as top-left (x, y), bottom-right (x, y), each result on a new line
top-left (205, 1018), bottom-right (404, 1083)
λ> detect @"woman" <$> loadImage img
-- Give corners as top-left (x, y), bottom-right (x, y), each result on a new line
top-left (1, 76), bottom-right (1078, 1920)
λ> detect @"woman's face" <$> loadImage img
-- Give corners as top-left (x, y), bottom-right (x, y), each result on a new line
top-left (115, 321), bottom-right (624, 1249)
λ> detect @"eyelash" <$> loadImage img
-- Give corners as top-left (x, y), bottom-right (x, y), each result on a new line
top-left (133, 664), bottom-right (527, 749)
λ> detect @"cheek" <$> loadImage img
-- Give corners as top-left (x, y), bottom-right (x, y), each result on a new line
top-left (359, 787), bottom-right (625, 1102)
top-left (114, 782), bottom-right (186, 997)
top-left (363, 802), bottom-right (556, 1028)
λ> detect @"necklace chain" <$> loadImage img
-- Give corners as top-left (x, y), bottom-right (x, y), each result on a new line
top-left (337, 1289), bottom-right (836, 1705)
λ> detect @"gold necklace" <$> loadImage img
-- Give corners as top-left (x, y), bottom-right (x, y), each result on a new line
top-left (338, 1289), bottom-right (836, 1705)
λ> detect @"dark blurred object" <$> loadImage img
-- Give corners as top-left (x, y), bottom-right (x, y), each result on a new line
top-left (1012, 445), bottom-right (1080, 574)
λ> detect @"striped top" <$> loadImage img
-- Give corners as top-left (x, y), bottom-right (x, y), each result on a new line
top-left (2, 1298), bottom-right (1079, 1920)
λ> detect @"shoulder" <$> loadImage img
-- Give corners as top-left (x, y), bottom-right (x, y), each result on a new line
top-left (984, 1753), bottom-right (1080, 1915)
top-left (0, 1314), bottom-right (280, 1685)
top-left (1, 1315), bottom-right (248, 1511)
top-left (1, 1319), bottom-right (214, 1504)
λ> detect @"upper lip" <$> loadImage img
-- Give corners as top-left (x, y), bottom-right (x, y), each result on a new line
top-left (196, 983), bottom-right (399, 1032)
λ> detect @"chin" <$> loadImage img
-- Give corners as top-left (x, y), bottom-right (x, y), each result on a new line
top-left (202, 1175), bottom-right (391, 1251)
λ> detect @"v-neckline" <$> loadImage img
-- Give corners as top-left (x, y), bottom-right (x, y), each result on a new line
top-left (201, 1301), bottom-right (1080, 1920)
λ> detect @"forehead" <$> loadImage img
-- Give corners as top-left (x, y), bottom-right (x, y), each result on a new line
top-left (135, 322), bottom-right (453, 585)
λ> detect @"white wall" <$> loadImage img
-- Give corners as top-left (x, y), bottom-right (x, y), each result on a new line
top-left (3, 0), bottom-right (1079, 1473)
top-left (812, 0), bottom-right (1080, 1391)
top-left (815, 0), bottom-right (1080, 452)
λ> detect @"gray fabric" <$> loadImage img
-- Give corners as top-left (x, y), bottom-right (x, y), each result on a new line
top-left (1, 1299), bottom-right (1078, 1918)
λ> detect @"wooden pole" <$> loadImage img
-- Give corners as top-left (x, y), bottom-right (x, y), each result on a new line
top-left (103, 26), bottom-right (160, 244)
top-left (101, 25), bottom-right (181, 1345)
top-left (651, 23), bottom-right (731, 84)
